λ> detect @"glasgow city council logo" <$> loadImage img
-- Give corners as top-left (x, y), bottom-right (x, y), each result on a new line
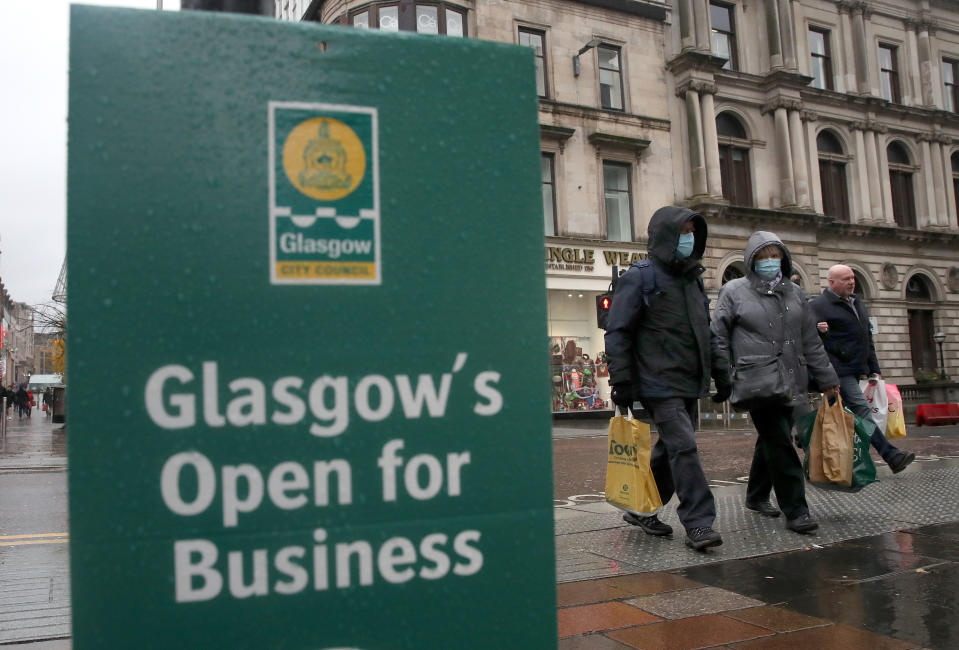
top-left (269, 101), bottom-right (380, 285)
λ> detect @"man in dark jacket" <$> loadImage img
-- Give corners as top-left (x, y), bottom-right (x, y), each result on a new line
top-left (605, 206), bottom-right (730, 551)
top-left (810, 264), bottom-right (914, 473)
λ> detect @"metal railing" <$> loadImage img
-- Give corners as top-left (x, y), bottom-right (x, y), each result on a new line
top-left (697, 397), bottom-right (752, 430)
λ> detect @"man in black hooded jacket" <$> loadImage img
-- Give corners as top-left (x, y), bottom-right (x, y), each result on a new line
top-left (605, 206), bottom-right (730, 551)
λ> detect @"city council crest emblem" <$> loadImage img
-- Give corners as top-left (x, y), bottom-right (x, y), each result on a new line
top-left (269, 102), bottom-right (380, 285)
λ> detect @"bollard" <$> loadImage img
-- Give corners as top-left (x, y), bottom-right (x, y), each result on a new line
top-left (1, 396), bottom-right (5, 451)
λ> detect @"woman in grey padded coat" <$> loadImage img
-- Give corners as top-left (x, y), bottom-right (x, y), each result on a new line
top-left (711, 232), bottom-right (840, 534)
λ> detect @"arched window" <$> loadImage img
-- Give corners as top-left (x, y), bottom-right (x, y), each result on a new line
top-left (852, 270), bottom-right (868, 298)
top-left (887, 141), bottom-right (916, 228)
top-left (817, 130), bottom-right (849, 222)
top-left (905, 274), bottom-right (937, 375)
top-left (716, 112), bottom-right (752, 206)
top-left (722, 261), bottom-right (745, 285)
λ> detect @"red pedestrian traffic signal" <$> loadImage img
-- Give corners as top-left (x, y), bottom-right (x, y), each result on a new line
top-left (596, 293), bottom-right (612, 329)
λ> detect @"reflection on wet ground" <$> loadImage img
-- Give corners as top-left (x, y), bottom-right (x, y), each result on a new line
top-left (0, 411), bottom-right (66, 467)
top-left (680, 521), bottom-right (959, 648)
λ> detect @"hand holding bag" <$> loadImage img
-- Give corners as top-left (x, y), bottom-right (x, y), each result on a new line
top-left (819, 394), bottom-right (855, 486)
top-left (604, 408), bottom-right (662, 515)
top-left (860, 377), bottom-right (889, 435)
top-left (799, 397), bottom-right (877, 492)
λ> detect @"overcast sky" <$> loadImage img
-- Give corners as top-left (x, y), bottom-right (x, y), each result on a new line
top-left (0, 1), bottom-right (181, 309)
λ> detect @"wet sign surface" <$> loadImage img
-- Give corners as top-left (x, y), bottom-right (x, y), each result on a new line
top-left (67, 7), bottom-right (554, 648)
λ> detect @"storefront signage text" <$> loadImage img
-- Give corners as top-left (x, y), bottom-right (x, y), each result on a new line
top-left (545, 247), bottom-right (647, 273)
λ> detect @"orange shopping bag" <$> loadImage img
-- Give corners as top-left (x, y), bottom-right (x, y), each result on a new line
top-left (812, 395), bottom-right (855, 487)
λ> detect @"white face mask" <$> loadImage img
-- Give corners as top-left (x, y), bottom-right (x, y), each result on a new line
top-left (676, 232), bottom-right (695, 258)
top-left (754, 258), bottom-right (782, 279)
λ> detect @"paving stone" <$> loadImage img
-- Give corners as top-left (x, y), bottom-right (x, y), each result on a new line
top-left (557, 602), bottom-right (661, 638)
top-left (728, 623), bottom-right (918, 649)
top-left (606, 613), bottom-right (773, 649)
top-left (558, 634), bottom-right (635, 650)
top-left (624, 586), bottom-right (765, 619)
top-left (723, 605), bottom-right (832, 632)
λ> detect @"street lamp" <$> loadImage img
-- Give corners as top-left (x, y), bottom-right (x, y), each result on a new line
top-left (933, 331), bottom-right (947, 380)
top-left (573, 38), bottom-right (603, 77)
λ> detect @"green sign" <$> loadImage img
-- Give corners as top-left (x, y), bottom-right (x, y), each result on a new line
top-left (67, 7), bottom-right (555, 648)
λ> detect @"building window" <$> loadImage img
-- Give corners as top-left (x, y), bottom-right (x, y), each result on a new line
top-left (879, 44), bottom-right (900, 103)
top-left (710, 2), bottom-right (738, 71)
top-left (943, 58), bottom-right (959, 112)
top-left (603, 162), bottom-right (633, 242)
top-left (597, 45), bottom-right (624, 111)
top-left (952, 151), bottom-right (959, 221)
top-left (809, 27), bottom-right (833, 90)
top-left (519, 28), bottom-right (548, 98)
top-left (722, 262), bottom-right (745, 285)
top-left (817, 130), bottom-right (849, 221)
top-left (906, 275), bottom-right (936, 376)
top-left (348, 2), bottom-right (466, 36)
top-left (542, 153), bottom-right (557, 236)
top-left (716, 112), bottom-right (752, 206)
top-left (887, 141), bottom-right (916, 229)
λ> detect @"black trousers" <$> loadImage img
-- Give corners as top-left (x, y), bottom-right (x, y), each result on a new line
top-left (745, 404), bottom-right (809, 520)
top-left (641, 397), bottom-right (716, 531)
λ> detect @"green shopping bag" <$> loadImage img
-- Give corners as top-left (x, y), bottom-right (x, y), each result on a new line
top-left (798, 405), bottom-right (877, 492)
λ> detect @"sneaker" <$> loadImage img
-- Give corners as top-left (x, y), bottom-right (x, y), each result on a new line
top-left (623, 512), bottom-right (673, 536)
top-left (745, 500), bottom-right (781, 518)
top-left (785, 513), bottom-right (819, 534)
top-left (888, 451), bottom-right (915, 474)
top-left (685, 527), bottom-right (722, 550)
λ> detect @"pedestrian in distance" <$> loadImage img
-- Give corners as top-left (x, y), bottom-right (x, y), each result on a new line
top-left (15, 384), bottom-right (29, 418)
top-left (711, 232), bottom-right (840, 534)
top-left (810, 264), bottom-right (915, 473)
top-left (604, 206), bottom-right (731, 551)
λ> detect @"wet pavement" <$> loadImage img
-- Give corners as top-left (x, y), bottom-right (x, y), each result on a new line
top-left (2, 413), bottom-right (958, 647)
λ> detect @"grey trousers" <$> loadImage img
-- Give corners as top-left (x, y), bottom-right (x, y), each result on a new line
top-left (639, 396), bottom-right (716, 531)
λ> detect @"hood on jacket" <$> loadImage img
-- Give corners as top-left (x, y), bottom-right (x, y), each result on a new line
top-left (647, 206), bottom-right (707, 270)
top-left (743, 231), bottom-right (792, 281)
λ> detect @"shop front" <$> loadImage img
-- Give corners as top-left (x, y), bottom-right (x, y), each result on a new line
top-left (545, 241), bottom-right (648, 416)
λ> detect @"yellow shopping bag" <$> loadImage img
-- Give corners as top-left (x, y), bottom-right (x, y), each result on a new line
top-left (885, 383), bottom-right (907, 439)
top-left (604, 411), bottom-right (662, 515)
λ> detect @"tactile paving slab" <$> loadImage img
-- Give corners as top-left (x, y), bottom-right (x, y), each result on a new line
top-left (555, 460), bottom-right (959, 582)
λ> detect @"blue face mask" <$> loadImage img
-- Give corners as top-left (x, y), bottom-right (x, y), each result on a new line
top-left (676, 232), bottom-right (695, 259)
top-left (754, 258), bottom-right (782, 279)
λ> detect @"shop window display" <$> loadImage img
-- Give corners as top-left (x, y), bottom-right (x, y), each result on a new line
top-left (550, 338), bottom-right (609, 412)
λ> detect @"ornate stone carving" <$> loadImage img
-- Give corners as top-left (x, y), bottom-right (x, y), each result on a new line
top-left (905, 14), bottom-right (937, 35)
top-left (881, 263), bottom-right (899, 290)
top-left (851, 120), bottom-right (888, 133)
top-left (948, 266), bottom-right (959, 293)
top-left (800, 110), bottom-right (819, 122)
top-left (676, 80), bottom-right (718, 98)
top-left (760, 97), bottom-right (803, 115)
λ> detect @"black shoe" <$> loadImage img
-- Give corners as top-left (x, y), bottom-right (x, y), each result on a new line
top-left (785, 513), bottom-right (819, 534)
top-left (888, 451), bottom-right (915, 474)
top-left (685, 527), bottom-right (723, 550)
top-left (623, 512), bottom-right (673, 536)
top-left (745, 500), bottom-right (781, 518)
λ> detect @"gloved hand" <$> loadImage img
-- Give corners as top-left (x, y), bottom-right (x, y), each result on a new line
top-left (610, 384), bottom-right (634, 412)
top-left (711, 380), bottom-right (731, 403)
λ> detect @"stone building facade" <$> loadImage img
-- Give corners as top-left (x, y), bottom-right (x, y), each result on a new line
top-left (285, 0), bottom-right (958, 408)
top-left (668, 0), bottom-right (959, 387)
